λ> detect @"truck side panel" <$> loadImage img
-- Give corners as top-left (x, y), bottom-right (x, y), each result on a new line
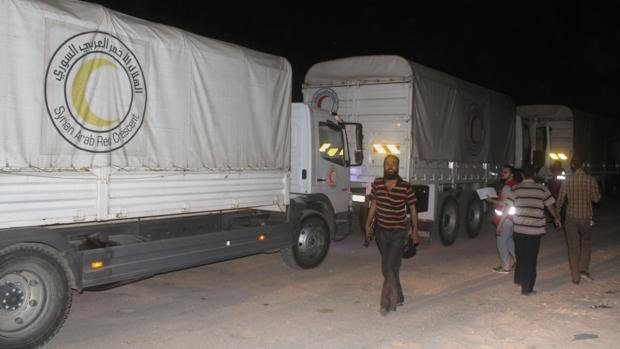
top-left (0, 170), bottom-right (288, 229)
top-left (81, 221), bottom-right (293, 288)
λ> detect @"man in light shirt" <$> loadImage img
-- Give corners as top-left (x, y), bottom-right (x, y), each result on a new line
top-left (498, 165), bottom-right (562, 296)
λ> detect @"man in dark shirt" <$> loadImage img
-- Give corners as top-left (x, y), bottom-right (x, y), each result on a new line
top-left (365, 155), bottom-right (419, 315)
top-left (557, 155), bottom-right (601, 284)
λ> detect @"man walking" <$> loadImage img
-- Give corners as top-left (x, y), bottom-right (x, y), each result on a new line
top-left (365, 155), bottom-right (419, 315)
top-left (557, 155), bottom-right (601, 284)
top-left (498, 165), bottom-right (562, 295)
top-left (486, 164), bottom-right (517, 274)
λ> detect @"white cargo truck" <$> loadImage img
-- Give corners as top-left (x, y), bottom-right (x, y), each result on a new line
top-left (516, 105), bottom-right (620, 195)
top-left (303, 56), bottom-right (515, 246)
top-left (0, 1), bottom-right (362, 347)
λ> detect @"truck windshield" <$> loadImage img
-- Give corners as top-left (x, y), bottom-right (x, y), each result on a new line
top-left (319, 123), bottom-right (345, 166)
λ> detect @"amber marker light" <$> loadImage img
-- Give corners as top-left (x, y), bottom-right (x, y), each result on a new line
top-left (90, 261), bottom-right (104, 269)
top-left (259, 234), bottom-right (266, 241)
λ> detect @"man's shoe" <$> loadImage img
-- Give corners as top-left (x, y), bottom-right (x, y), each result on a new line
top-left (493, 266), bottom-right (510, 274)
top-left (572, 280), bottom-right (580, 285)
top-left (580, 272), bottom-right (593, 281)
top-left (379, 308), bottom-right (389, 316)
top-left (521, 290), bottom-right (537, 296)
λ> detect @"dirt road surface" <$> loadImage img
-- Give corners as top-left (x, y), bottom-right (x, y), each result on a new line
top-left (47, 200), bottom-right (620, 349)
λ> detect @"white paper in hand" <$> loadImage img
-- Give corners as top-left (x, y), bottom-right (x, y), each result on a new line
top-left (476, 187), bottom-right (498, 200)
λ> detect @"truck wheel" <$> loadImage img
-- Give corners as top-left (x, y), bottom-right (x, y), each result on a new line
top-left (465, 194), bottom-right (483, 238)
top-left (0, 245), bottom-right (72, 349)
top-left (281, 217), bottom-right (330, 269)
top-left (438, 197), bottom-right (460, 246)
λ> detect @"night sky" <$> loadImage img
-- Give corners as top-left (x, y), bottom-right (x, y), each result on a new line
top-left (85, 1), bottom-right (618, 119)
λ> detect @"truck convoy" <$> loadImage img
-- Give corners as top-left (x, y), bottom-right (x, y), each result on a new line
top-left (303, 56), bottom-right (516, 246)
top-left (0, 1), bottom-right (362, 347)
top-left (303, 58), bottom-right (620, 246)
top-left (2, 2), bottom-right (618, 348)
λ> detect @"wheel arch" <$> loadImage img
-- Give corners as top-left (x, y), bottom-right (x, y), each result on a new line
top-left (292, 194), bottom-right (336, 239)
top-left (0, 241), bottom-right (74, 348)
top-left (0, 229), bottom-right (80, 290)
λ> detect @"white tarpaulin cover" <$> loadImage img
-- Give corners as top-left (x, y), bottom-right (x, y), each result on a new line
top-left (305, 55), bottom-right (515, 164)
top-left (517, 105), bottom-right (575, 121)
top-left (0, 0), bottom-right (291, 170)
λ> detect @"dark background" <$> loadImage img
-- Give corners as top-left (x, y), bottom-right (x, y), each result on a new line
top-left (84, 1), bottom-right (618, 119)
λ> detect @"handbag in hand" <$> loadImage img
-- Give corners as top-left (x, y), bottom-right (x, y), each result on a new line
top-left (402, 238), bottom-right (418, 259)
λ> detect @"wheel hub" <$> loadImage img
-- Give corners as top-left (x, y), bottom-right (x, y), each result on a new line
top-left (0, 283), bottom-right (25, 312)
top-left (0, 271), bottom-right (45, 334)
top-left (298, 225), bottom-right (324, 258)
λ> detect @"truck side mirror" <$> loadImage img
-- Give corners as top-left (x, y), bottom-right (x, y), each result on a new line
top-left (321, 120), bottom-right (343, 132)
top-left (354, 150), bottom-right (363, 165)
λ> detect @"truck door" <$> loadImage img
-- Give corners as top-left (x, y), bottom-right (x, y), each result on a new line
top-left (313, 118), bottom-right (350, 214)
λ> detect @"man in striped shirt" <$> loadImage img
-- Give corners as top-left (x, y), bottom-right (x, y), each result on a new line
top-left (498, 165), bottom-right (561, 296)
top-left (365, 155), bottom-right (419, 314)
top-left (557, 155), bottom-right (601, 284)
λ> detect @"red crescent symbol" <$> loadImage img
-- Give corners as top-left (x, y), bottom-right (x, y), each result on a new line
top-left (328, 168), bottom-right (336, 186)
top-left (317, 95), bottom-right (328, 108)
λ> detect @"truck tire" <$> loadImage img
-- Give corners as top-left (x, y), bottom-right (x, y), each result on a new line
top-left (0, 245), bottom-right (72, 349)
top-left (438, 197), bottom-right (460, 246)
top-left (465, 194), bottom-right (483, 238)
top-left (280, 217), bottom-right (330, 269)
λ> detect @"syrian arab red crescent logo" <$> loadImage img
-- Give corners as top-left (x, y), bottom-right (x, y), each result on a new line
top-left (44, 31), bottom-right (146, 153)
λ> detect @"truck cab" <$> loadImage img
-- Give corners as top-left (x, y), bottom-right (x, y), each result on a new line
top-left (515, 105), bottom-right (573, 177)
top-left (288, 103), bottom-right (363, 265)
